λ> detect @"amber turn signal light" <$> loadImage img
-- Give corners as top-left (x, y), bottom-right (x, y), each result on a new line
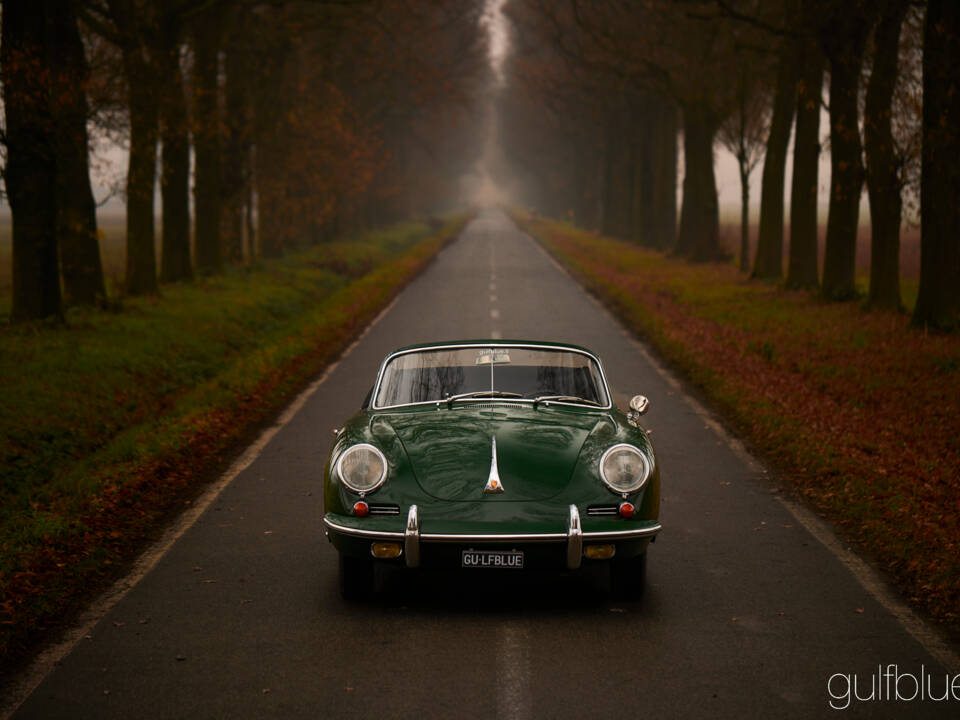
top-left (370, 542), bottom-right (402, 559)
top-left (584, 544), bottom-right (615, 560)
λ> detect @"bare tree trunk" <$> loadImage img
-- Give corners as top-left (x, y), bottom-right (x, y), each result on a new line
top-left (246, 154), bottom-right (256, 258)
top-left (248, 15), bottom-right (296, 259)
top-left (625, 131), bottom-right (640, 243)
top-left (221, 20), bottom-right (250, 264)
top-left (193, 16), bottom-right (222, 274)
top-left (754, 31), bottom-right (798, 279)
top-left (53, 5), bottom-right (105, 307)
top-left (256, 136), bottom-right (286, 259)
top-left (253, 63), bottom-right (289, 260)
top-left (821, 13), bottom-right (872, 301)
top-left (652, 98), bottom-right (678, 250)
top-left (600, 112), bottom-right (632, 240)
top-left (739, 160), bottom-right (750, 272)
top-left (123, 69), bottom-right (159, 295)
top-left (158, 30), bottom-right (192, 284)
top-left (573, 137), bottom-right (596, 229)
top-left (107, 0), bottom-right (159, 296)
top-left (787, 29), bottom-right (824, 290)
top-left (634, 93), bottom-right (676, 249)
top-left (677, 100), bottom-right (720, 261)
top-left (2, 0), bottom-right (62, 321)
top-left (912, 0), bottom-right (960, 330)
top-left (864, 0), bottom-right (907, 311)
top-left (635, 107), bottom-right (655, 246)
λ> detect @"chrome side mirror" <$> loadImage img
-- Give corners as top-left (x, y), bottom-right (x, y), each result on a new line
top-left (629, 395), bottom-right (649, 415)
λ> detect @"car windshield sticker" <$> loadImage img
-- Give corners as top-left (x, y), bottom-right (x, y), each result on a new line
top-left (475, 349), bottom-right (511, 365)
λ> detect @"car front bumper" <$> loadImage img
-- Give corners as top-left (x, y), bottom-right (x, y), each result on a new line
top-left (323, 504), bottom-right (661, 570)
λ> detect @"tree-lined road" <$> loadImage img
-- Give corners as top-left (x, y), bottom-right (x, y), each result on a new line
top-left (12, 211), bottom-right (957, 719)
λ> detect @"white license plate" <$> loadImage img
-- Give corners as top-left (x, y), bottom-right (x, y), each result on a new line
top-left (461, 549), bottom-right (524, 569)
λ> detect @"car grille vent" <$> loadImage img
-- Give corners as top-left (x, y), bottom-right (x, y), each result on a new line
top-left (368, 504), bottom-right (400, 516)
top-left (587, 504), bottom-right (619, 516)
top-left (471, 402), bottom-right (519, 409)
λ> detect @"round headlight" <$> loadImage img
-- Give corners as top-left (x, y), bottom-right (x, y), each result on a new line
top-left (336, 443), bottom-right (387, 494)
top-left (599, 444), bottom-right (651, 494)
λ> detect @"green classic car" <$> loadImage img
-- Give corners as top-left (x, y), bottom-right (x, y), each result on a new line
top-left (323, 340), bottom-right (661, 599)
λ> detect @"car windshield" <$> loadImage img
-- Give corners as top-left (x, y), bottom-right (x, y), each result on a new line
top-left (374, 346), bottom-right (610, 408)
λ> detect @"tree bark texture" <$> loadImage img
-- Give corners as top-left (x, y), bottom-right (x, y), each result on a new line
top-left (124, 66), bottom-right (160, 295)
top-left (864, 0), bottom-right (907, 311)
top-left (2, 0), bottom-right (62, 321)
top-left (739, 162), bottom-right (750, 272)
top-left (193, 17), bottom-right (222, 274)
top-left (52, 6), bottom-right (105, 307)
top-left (753, 33), bottom-right (798, 279)
top-left (600, 112), bottom-right (634, 241)
top-left (573, 138), bottom-right (599, 230)
top-left (787, 29), bottom-right (824, 289)
top-left (912, 0), bottom-right (960, 330)
top-left (821, 11), bottom-right (872, 301)
top-left (158, 28), bottom-right (192, 284)
top-left (108, 0), bottom-right (159, 296)
top-left (638, 94), bottom-right (677, 250)
top-left (221, 21), bottom-right (251, 264)
top-left (256, 146), bottom-right (285, 259)
top-left (634, 102), bottom-right (655, 246)
top-left (253, 47), bottom-right (292, 259)
top-left (677, 100), bottom-right (720, 261)
top-left (652, 102), bottom-right (678, 251)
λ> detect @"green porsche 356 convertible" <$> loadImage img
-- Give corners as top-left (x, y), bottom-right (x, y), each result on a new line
top-left (323, 340), bottom-right (661, 599)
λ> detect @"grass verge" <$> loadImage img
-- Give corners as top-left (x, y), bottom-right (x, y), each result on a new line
top-left (512, 209), bottom-right (960, 634)
top-left (0, 215), bottom-right (469, 669)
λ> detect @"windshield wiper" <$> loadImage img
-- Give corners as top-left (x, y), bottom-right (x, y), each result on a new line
top-left (532, 394), bottom-right (602, 407)
top-left (445, 390), bottom-right (524, 406)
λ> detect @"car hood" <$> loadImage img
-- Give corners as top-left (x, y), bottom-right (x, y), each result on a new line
top-left (378, 406), bottom-right (606, 501)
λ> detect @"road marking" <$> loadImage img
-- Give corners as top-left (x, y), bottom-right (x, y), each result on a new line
top-left (1, 291), bottom-right (408, 720)
top-left (522, 225), bottom-right (960, 675)
top-left (496, 623), bottom-right (531, 720)
top-left (490, 241), bottom-right (499, 338)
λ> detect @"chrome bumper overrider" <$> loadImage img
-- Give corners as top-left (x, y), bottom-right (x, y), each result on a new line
top-left (323, 504), bottom-right (662, 570)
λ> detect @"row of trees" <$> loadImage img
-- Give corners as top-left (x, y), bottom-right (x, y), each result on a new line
top-left (496, 0), bottom-right (959, 330)
top-left (2, 0), bottom-right (490, 322)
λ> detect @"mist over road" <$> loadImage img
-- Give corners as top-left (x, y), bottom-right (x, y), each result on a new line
top-left (13, 210), bottom-right (955, 719)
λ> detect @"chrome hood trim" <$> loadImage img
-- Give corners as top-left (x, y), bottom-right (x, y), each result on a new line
top-left (483, 436), bottom-right (505, 494)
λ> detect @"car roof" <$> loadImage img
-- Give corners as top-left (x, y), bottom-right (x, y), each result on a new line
top-left (388, 339), bottom-right (600, 356)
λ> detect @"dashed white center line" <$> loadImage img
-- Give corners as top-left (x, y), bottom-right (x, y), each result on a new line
top-left (490, 239), bottom-right (500, 341)
top-left (496, 624), bottom-right (531, 720)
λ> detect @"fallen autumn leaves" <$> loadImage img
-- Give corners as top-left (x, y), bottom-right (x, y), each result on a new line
top-left (514, 210), bottom-right (960, 633)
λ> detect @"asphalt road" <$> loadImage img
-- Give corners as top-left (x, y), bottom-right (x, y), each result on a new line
top-left (11, 210), bottom-right (959, 719)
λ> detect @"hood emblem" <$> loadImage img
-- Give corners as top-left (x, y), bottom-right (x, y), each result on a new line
top-left (484, 435), bottom-right (505, 494)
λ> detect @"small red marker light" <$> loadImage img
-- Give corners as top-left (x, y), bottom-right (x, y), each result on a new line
top-left (618, 502), bottom-right (635, 518)
top-left (353, 500), bottom-right (369, 517)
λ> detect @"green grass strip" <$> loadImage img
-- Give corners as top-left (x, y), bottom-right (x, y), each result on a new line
top-left (0, 215), bottom-right (469, 665)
